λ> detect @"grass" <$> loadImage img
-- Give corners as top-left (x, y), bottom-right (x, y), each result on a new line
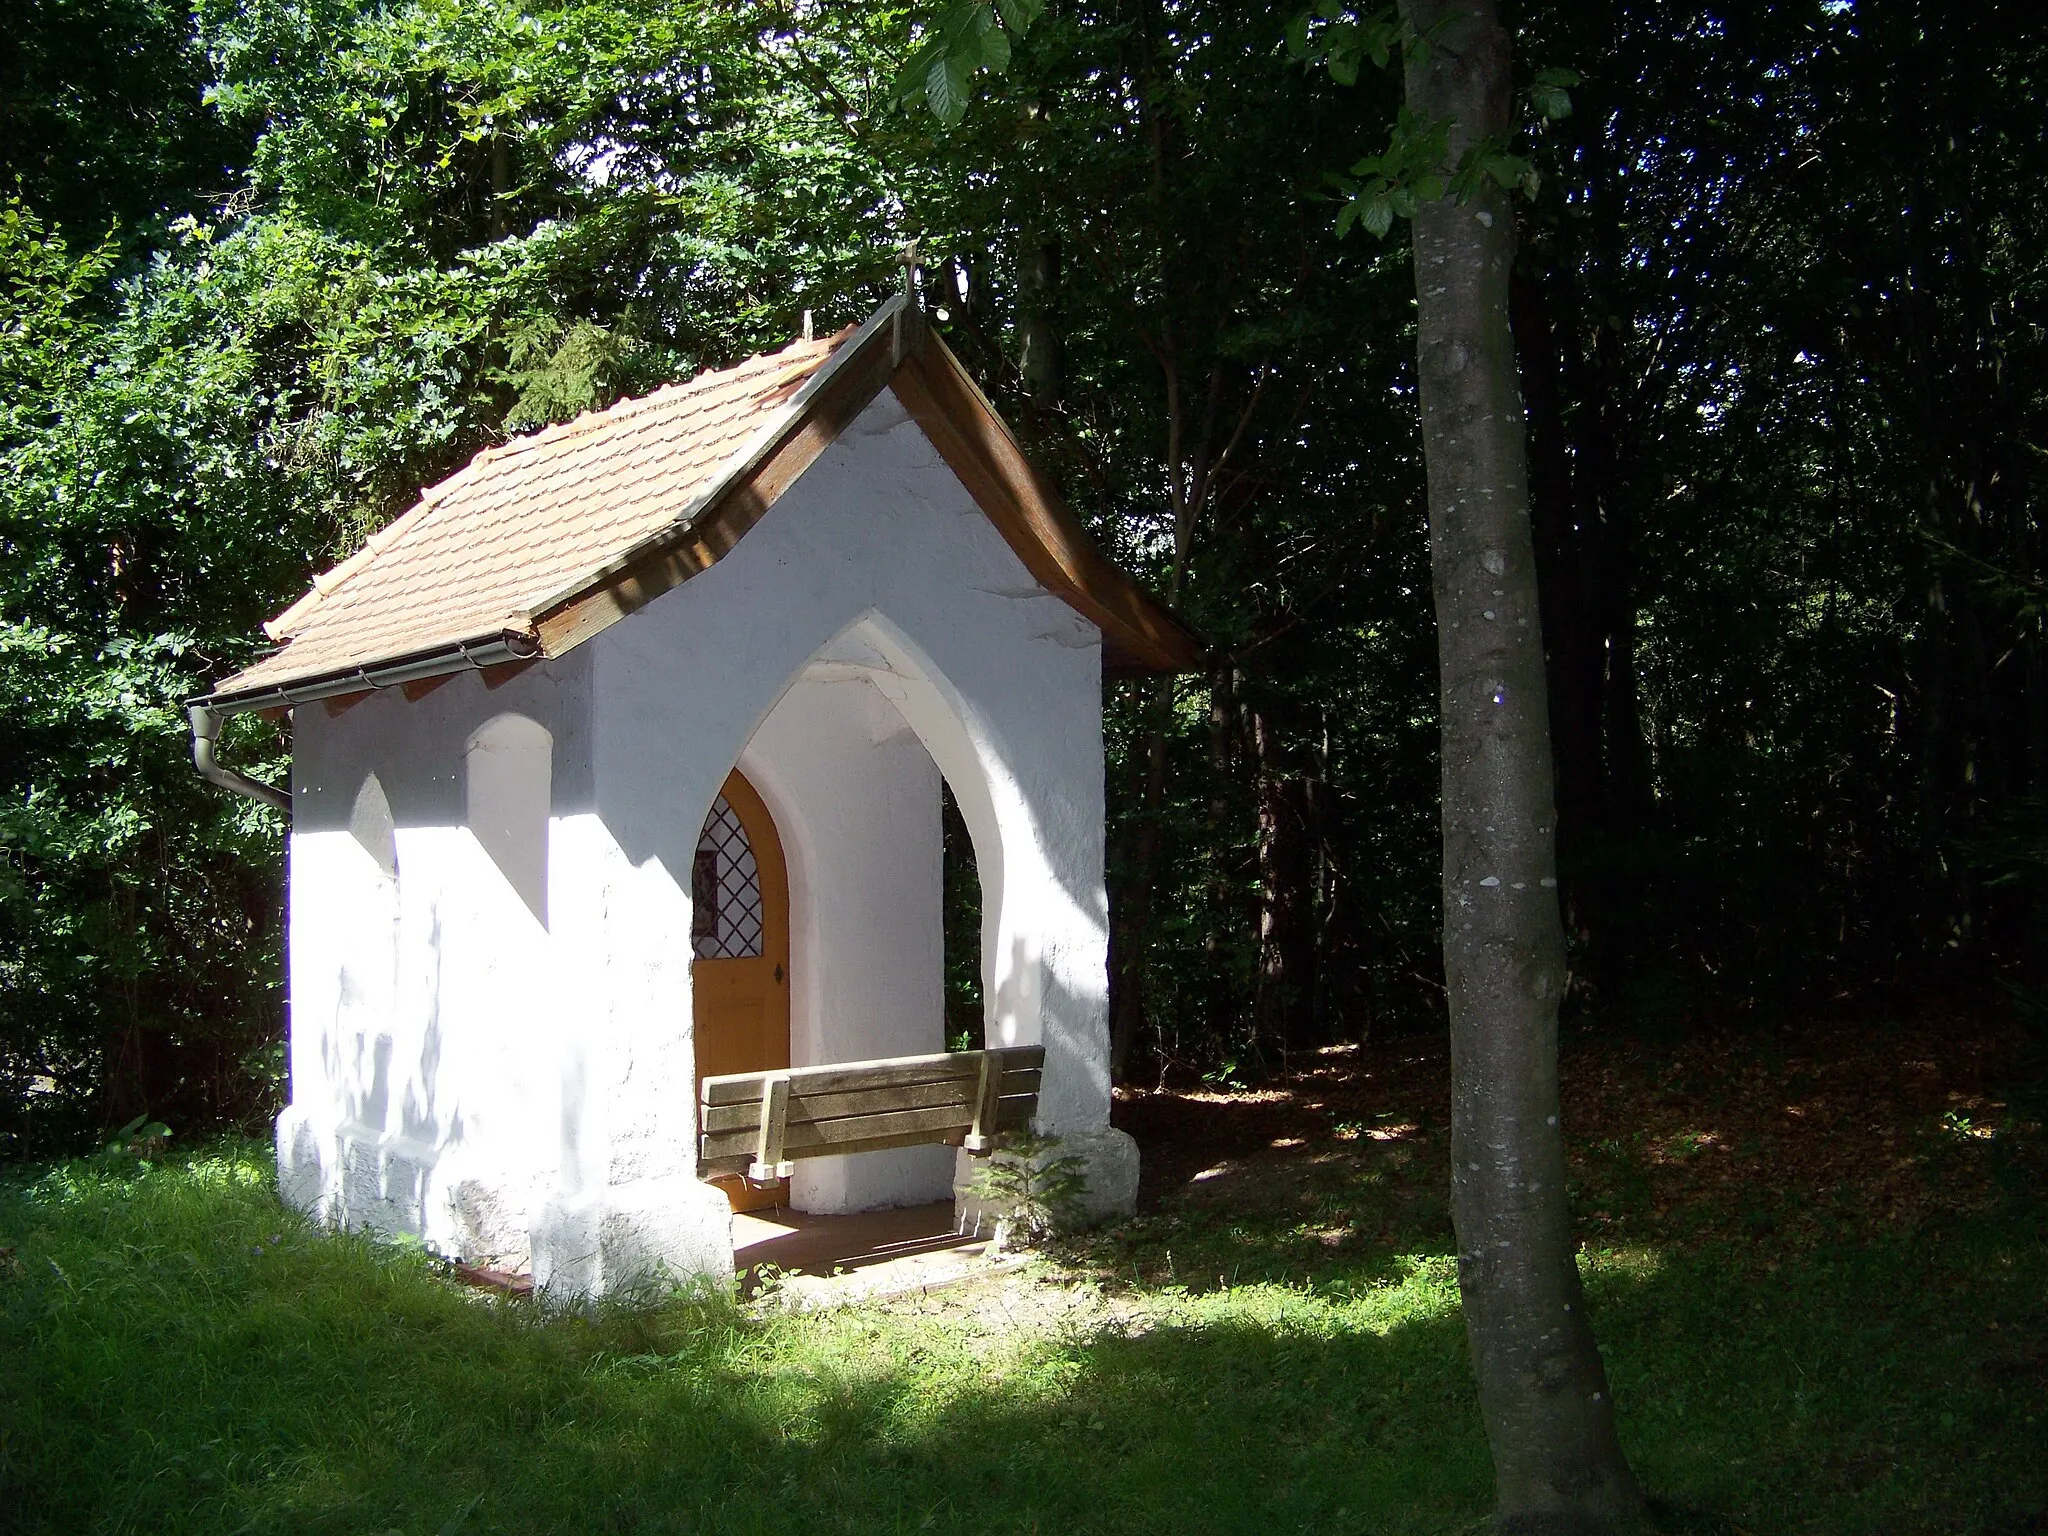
top-left (3, 1008), bottom-right (2045, 1535)
top-left (1, 1147), bottom-right (1489, 1535)
top-left (1066, 1181), bottom-right (2047, 1535)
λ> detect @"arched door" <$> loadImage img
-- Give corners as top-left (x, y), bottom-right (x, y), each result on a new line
top-left (691, 768), bottom-right (791, 1212)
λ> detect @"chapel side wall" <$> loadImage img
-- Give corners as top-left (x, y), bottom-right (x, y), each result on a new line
top-left (739, 672), bottom-right (951, 1215)
top-left (277, 655), bottom-right (596, 1271)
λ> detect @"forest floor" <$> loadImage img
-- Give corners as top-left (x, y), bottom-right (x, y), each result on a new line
top-left (2, 989), bottom-right (2044, 1535)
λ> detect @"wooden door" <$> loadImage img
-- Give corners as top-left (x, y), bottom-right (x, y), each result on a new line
top-left (691, 769), bottom-right (791, 1212)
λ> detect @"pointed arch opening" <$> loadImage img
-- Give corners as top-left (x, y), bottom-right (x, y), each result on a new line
top-left (349, 771), bottom-right (398, 880)
top-left (465, 712), bottom-right (552, 926)
top-left (714, 613), bottom-right (1024, 1215)
top-left (683, 603), bottom-right (1109, 1233)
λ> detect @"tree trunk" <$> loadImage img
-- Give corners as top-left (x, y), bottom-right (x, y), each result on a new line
top-left (1511, 261), bottom-right (1651, 971)
top-left (1110, 679), bottom-right (1171, 1080)
top-left (1201, 662), bottom-right (1239, 1042)
top-left (1509, 269), bottom-right (1604, 872)
top-left (1252, 705), bottom-right (1317, 1060)
top-left (1397, 0), bottom-right (1646, 1528)
top-left (1018, 233), bottom-right (1063, 404)
top-left (2024, 632), bottom-right (2047, 796)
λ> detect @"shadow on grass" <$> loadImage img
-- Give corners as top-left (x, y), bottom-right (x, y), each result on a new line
top-left (2, 1146), bottom-right (2043, 1536)
top-left (0, 1150), bottom-right (1486, 1536)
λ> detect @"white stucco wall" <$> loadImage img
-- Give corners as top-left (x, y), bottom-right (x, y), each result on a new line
top-left (277, 656), bottom-right (600, 1273)
top-left (276, 387), bottom-right (1129, 1298)
top-left (740, 672), bottom-right (952, 1215)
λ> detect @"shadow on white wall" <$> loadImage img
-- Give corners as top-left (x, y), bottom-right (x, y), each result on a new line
top-left (465, 713), bottom-right (552, 926)
top-left (349, 771), bottom-right (398, 878)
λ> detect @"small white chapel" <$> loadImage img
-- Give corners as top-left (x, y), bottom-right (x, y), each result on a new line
top-left (190, 293), bottom-right (1198, 1299)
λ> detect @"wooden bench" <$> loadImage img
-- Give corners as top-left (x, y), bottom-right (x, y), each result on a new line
top-left (698, 1045), bottom-right (1044, 1183)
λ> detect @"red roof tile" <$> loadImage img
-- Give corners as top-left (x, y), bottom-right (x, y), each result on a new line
top-left (213, 328), bottom-right (853, 698)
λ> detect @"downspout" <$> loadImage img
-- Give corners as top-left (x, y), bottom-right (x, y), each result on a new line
top-left (189, 702), bottom-right (291, 812)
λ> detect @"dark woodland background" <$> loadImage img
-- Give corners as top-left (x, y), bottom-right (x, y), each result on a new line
top-left (2, 0), bottom-right (2043, 1156)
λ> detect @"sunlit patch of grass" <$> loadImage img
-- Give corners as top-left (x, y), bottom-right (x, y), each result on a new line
top-left (3, 1139), bottom-right (2044, 1536)
top-left (1939, 1107), bottom-right (1999, 1142)
top-left (0, 1144), bottom-right (1492, 1535)
top-left (1655, 1129), bottom-right (1721, 1162)
top-left (1332, 1112), bottom-right (1421, 1143)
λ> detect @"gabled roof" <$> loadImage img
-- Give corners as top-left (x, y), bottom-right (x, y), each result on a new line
top-left (203, 296), bottom-right (1199, 712)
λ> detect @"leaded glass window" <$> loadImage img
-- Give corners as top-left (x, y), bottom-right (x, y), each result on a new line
top-left (692, 794), bottom-right (763, 959)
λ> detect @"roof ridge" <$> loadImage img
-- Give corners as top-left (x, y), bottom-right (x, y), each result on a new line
top-left (466, 331), bottom-right (843, 473)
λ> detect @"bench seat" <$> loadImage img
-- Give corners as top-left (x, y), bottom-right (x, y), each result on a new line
top-left (698, 1045), bottom-right (1044, 1182)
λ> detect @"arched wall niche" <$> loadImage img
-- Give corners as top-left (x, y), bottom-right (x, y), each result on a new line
top-left (465, 712), bottom-right (553, 926)
top-left (348, 771), bottom-right (399, 880)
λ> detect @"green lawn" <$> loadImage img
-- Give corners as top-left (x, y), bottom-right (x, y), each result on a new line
top-left (2, 1127), bottom-right (2041, 1536)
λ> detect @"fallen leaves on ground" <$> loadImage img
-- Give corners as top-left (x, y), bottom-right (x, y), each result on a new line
top-left (1111, 984), bottom-right (2046, 1256)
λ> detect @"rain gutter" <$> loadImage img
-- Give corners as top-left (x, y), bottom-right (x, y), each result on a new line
top-left (185, 629), bottom-right (541, 811)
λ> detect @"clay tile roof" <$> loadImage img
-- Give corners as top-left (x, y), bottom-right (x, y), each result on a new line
top-left (201, 298), bottom-right (1201, 711)
top-left (210, 326), bottom-right (856, 699)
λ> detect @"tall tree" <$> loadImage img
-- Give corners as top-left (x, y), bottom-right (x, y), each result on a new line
top-left (933, 0), bottom-right (1646, 1516)
top-left (1, 0), bottom-right (248, 245)
top-left (10, 0), bottom-right (2039, 1188)
top-left (1396, 0), bottom-right (1643, 1526)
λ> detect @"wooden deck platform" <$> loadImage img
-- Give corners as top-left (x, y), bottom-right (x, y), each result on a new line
top-left (731, 1201), bottom-right (1018, 1306)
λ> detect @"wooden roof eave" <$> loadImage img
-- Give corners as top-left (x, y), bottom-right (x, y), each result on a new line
top-left (528, 309), bottom-right (1202, 677)
top-left (886, 334), bottom-right (1203, 677)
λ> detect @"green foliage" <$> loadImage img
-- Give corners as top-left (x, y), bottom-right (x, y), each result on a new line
top-left (92, 1114), bottom-right (173, 1170)
top-left (3, 0), bottom-right (2044, 1145)
top-left (1526, 66), bottom-right (1579, 122)
top-left (895, 0), bottom-right (1046, 125)
top-left (497, 313), bottom-right (648, 431)
top-left (0, 203), bottom-right (296, 1155)
top-left (1, 0), bottom-right (249, 246)
top-left (940, 781), bottom-right (985, 1050)
top-left (2, 0), bottom-right (929, 1150)
top-left (1291, 7), bottom-right (1563, 239)
top-left (1501, 0), bottom-right (2048, 994)
top-left (1285, 4), bottom-right (1407, 86)
top-left (1328, 108), bottom-right (1453, 239)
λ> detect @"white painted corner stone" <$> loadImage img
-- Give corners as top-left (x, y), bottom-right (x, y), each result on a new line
top-left (530, 1176), bottom-right (736, 1303)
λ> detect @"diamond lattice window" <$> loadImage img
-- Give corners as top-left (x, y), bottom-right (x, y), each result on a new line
top-left (692, 794), bottom-right (763, 959)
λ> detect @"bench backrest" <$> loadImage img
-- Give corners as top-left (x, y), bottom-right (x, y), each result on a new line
top-left (699, 1045), bottom-right (1044, 1182)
